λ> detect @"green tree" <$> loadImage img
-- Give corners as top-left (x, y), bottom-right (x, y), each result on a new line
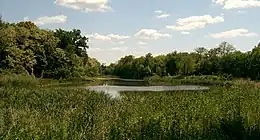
top-left (0, 20), bottom-right (99, 79)
top-left (248, 47), bottom-right (260, 80)
top-left (217, 41), bottom-right (236, 56)
top-left (194, 47), bottom-right (208, 56)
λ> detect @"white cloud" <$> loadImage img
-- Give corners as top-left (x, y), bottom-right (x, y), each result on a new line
top-left (135, 29), bottom-right (172, 40)
top-left (138, 41), bottom-right (147, 45)
top-left (87, 33), bottom-right (130, 41)
top-left (214, 0), bottom-right (260, 10)
top-left (55, 0), bottom-right (112, 12)
top-left (154, 10), bottom-right (170, 19)
top-left (156, 14), bottom-right (170, 19)
top-left (181, 31), bottom-right (191, 35)
top-left (32, 15), bottom-right (67, 25)
top-left (87, 33), bottom-right (111, 41)
top-left (210, 28), bottom-right (258, 38)
top-left (154, 10), bottom-right (163, 14)
top-left (166, 15), bottom-right (224, 31)
top-left (108, 34), bottom-right (130, 40)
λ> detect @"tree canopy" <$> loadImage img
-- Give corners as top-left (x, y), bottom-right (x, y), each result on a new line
top-left (1, 19), bottom-right (260, 80)
top-left (105, 41), bottom-right (260, 80)
top-left (0, 20), bottom-right (100, 79)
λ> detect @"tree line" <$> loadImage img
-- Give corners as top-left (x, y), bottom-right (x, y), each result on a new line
top-left (1, 17), bottom-right (260, 80)
top-left (0, 18), bottom-right (101, 79)
top-left (104, 41), bottom-right (260, 80)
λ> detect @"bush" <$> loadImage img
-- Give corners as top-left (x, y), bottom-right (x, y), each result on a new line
top-left (0, 74), bottom-right (39, 88)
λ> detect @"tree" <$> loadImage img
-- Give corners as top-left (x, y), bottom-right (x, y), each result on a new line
top-left (248, 47), bottom-right (260, 80)
top-left (0, 20), bottom-right (101, 79)
top-left (180, 55), bottom-right (196, 75)
top-left (218, 51), bottom-right (248, 78)
top-left (153, 55), bottom-right (166, 76)
top-left (217, 41), bottom-right (236, 56)
top-left (54, 29), bottom-right (89, 57)
top-left (165, 52), bottom-right (180, 76)
top-left (194, 47), bottom-right (208, 55)
top-left (0, 14), bottom-right (3, 27)
top-left (85, 58), bottom-right (101, 76)
top-left (2, 18), bottom-right (260, 81)
top-left (16, 21), bottom-right (37, 30)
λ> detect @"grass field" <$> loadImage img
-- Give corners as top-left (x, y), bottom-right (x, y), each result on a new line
top-left (1, 75), bottom-right (260, 139)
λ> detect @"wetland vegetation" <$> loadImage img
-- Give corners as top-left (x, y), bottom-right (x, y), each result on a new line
top-left (2, 75), bottom-right (260, 139)
top-left (1, 18), bottom-right (260, 139)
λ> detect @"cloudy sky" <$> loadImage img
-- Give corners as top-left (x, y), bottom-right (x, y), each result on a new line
top-left (1, 0), bottom-right (260, 64)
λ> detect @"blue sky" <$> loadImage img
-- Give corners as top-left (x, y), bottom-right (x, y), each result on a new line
top-left (1, 0), bottom-right (260, 64)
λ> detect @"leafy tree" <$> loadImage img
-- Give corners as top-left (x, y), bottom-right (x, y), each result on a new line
top-left (85, 58), bottom-right (101, 76)
top-left (153, 55), bottom-right (166, 76)
top-left (248, 47), bottom-right (260, 80)
top-left (180, 55), bottom-right (196, 75)
top-left (217, 41), bottom-right (236, 56)
top-left (54, 29), bottom-right (88, 57)
top-left (194, 47), bottom-right (208, 55)
top-left (0, 20), bottom-right (100, 79)
top-left (165, 52), bottom-right (181, 76)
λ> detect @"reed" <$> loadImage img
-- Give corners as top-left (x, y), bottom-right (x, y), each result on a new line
top-left (1, 76), bottom-right (260, 139)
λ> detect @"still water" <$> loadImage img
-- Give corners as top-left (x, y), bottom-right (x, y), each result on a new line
top-left (87, 85), bottom-right (210, 98)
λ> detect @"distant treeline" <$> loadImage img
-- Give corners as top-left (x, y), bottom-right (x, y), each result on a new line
top-left (104, 42), bottom-right (260, 80)
top-left (1, 18), bottom-right (260, 80)
top-left (0, 18), bottom-right (101, 79)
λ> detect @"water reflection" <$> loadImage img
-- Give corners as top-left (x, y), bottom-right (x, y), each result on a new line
top-left (87, 85), bottom-right (210, 98)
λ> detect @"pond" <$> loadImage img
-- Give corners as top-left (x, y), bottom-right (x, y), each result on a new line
top-left (87, 85), bottom-right (210, 98)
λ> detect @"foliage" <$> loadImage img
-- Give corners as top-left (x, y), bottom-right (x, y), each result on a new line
top-left (106, 41), bottom-right (260, 80)
top-left (0, 73), bottom-right (39, 88)
top-left (2, 19), bottom-right (260, 81)
top-left (145, 75), bottom-right (232, 86)
top-left (0, 20), bottom-right (100, 79)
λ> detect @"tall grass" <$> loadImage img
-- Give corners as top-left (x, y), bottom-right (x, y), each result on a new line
top-left (0, 74), bottom-right (39, 88)
top-left (145, 75), bottom-right (232, 86)
top-left (1, 75), bottom-right (260, 139)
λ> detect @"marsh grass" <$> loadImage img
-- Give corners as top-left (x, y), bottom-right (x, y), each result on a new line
top-left (0, 74), bottom-right (39, 88)
top-left (1, 75), bottom-right (260, 139)
top-left (146, 75), bottom-right (232, 86)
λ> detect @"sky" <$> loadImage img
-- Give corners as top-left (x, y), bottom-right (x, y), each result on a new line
top-left (1, 0), bottom-right (260, 64)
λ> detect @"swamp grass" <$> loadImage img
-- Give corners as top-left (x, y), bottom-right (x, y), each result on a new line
top-left (1, 75), bottom-right (260, 139)
top-left (145, 75), bottom-right (233, 86)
